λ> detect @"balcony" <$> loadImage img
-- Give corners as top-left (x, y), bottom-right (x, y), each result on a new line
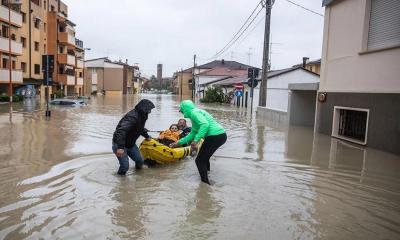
top-left (59, 32), bottom-right (76, 46)
top-left (0, 36), bottom-right (22, 55)
top-left (58, 54), bottom-right (75, 66)
top-left (0, 69), bottom-right (23, 83)
top-left (77, 77), bottom-right (83, 85)
top-left (0, 4), bottom-right (22, 27)
top-left (76, 59), bottom-right (83, 68)
top-left (58, 74), bottom-right (75, 85)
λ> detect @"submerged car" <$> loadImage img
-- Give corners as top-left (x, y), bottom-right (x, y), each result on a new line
top-left (50, 99), bottom-right (86, 106)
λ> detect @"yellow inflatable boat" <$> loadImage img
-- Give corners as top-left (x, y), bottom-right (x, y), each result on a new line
top-left (140, 139), bottom-right (199, 165)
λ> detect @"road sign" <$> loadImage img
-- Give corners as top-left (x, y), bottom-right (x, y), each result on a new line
top-left (234, 90), bottom-right (243, 97)
top-left (234, 83), bottom-right (244, 90)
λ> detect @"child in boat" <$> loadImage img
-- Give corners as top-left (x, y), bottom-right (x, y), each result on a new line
top-left (158, 124), bottom-right (180, 146)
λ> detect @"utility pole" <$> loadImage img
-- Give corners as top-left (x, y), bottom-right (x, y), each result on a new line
top-left (258, 0), bottom-right (272, 107)
top-left (192, 54), bottom-right (196, 101)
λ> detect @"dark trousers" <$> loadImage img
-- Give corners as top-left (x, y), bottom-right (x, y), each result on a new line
top-left (195, 133), bottom-right (227, 184)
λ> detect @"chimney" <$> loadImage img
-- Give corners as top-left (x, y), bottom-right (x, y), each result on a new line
top-left (302, 57), bottom-right (309, 68)
top-left (221, 59), bottom-right (225, 64)
top-left (125, 59), bottom-right (128, 64)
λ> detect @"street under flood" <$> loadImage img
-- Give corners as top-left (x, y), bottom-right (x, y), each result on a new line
top-left (0, 94), bottom-right (399, 240)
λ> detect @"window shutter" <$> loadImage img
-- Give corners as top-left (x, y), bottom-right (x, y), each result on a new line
top-left (368, 0), bottom-right (400, 50)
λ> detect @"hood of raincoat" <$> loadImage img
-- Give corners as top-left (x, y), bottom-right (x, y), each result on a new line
top-left (179, 100), bottom-right (195, 118)
top-left (135, 99), bottom-right (155, 119)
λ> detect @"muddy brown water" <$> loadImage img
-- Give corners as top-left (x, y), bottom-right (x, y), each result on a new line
top-left (0, 95), bottom-right (399, 239)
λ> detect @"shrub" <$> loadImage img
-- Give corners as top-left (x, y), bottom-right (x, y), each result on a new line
top-left (201, 87), bottom-right (225, 104)
top-left (0, 95), bottom-right (9, 102)
top-left (0, 94), bottom-right (23, 102)
top-left (53, 90), bottom-right (65, 98)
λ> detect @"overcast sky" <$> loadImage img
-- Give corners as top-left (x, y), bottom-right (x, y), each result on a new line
top-left (63, 0), bottom-right (324, 77)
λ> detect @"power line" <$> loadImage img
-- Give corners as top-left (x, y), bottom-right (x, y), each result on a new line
top-left (208, 1), bottom-right (263, 60)
top-left (285, 0), bottom-right (324, 17)
top-left (209, 6), bottom-right (264, 60)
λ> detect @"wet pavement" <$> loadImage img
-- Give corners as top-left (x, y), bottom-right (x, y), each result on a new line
top-left (0, 94), bottom-right (399, 239)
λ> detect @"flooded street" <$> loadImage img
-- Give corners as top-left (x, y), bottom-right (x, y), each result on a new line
top-left (0, 95), bottom-right (399, 239)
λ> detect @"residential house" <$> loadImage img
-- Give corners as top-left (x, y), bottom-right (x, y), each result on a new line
top-left (216, 66), bottom-right (320, 126)
top-left (316, 0), bottom-right (400, 153)
top-left (173, 59), bottom-right (253, 100)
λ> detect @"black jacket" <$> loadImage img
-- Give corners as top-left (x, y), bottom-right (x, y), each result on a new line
top-left (179, 126), bottom-right (191, 138)
top-left (112, 99), bottom-right (155, 149)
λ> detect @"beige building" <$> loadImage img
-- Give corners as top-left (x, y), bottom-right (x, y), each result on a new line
top-left (173, 70), bottom-right (192, 100)
top-left (84, 57), bottom-right (139, 96)
top-left (0, 1), bottom-right (23, 95)
top-left (316, 0), bottom-right (400, 154)
top-left (0, 0), bottom-right (85, 98)
top-left (48, 0), bottom-right (84, 96)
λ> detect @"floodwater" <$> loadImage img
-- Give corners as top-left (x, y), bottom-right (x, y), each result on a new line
top-left (0, 95), bottom-right (399, 240)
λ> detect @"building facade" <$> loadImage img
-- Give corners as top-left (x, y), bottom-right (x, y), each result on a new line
top-left (0, 0), bottom-right (85, 98)
top-left (316, 0), bottom-right (400, 153)
top-left (84, 57), bottom-right (139, 96)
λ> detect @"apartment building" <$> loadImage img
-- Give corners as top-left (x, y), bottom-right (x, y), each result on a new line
top-left (316, 0), bottom-right (400, 153)
top-left (0, 0), bottom-right (84, 97)
top-left (84, 57), bottom-right (139, 96)
top-left (0, 1), bottom-right (23, 95)
top-left (48, 0), bottom-right (84, 96)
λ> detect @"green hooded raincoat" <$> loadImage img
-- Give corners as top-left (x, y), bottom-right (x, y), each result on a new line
top-left (177, 100), bottom-right (225, 146)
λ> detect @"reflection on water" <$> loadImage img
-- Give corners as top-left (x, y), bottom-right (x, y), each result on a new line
top-left (0, 95), bottom-right (399, 239)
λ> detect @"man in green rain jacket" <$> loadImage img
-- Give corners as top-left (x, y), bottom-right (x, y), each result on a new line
top-left (170, 100), bottom-right (227, 184)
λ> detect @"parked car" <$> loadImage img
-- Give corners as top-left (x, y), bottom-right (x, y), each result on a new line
top-left (50, 99), bottom-right (86, 106)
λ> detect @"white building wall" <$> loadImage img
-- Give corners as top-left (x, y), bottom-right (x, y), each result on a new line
top-left (320, 0), bottom-right (400, 93)
top-left (250, 69), bottom-right (319, 112)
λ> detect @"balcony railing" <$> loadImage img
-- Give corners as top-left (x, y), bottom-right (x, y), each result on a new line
top-left (0, 36), bottom-right (22, 54)
top-left (75, 38), bottom-right (84, 49)
top-left (0, 68), bottom-right (22, 83)
top-left (76, 60), bottom-right (83, 68)
top-left (67, 54), bottom-right (75, 66)
top-left (59, 32), bottom-right (75, 46)
top-left (77, 77), bottom-right (83, 85)
top-left (0, 4), bottom-right (22, 27)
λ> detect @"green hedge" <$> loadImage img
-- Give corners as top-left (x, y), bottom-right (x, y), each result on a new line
top-left (53, 90), bottom-right (65, 98)
top-left (200, 87), bottom-right (225, 104)
top-left (0, 94), bottom-right (23, 102)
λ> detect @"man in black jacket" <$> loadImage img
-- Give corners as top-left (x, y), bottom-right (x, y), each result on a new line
top-left (112, 99), bottom-right (155, 175)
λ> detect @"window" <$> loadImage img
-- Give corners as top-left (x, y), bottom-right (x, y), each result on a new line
top-left (34, 18), bottom-right (40, 29)
top-left (332, 106), bottom-right (369, 145)
top-left (79, 72), bottom-right (83, 78)
top-left (21, 62), bottom-right (26, 72)
top-left (367, 0), bottom-right (400, 50)
top-left (34, 42), bottom-right (39, 51)
top-left (34, 64), bottom-right (40, 74)
top-left (12, 60), bottom-right (15, 70)
top-left (51, 5), bottom-right (55, 11)
top-left (11, 34), bottom-right (15, 41)
top-left (21, 37), bottom-right (26, 48)
top-left (44, 0), bottom-right (46, 9)
top-left (59, 46), bottom-right (64, 54)
top-left (2, 58), bottom-right (8, 69)
top-left (44, 44), bottom-right (46, 52)
top-left (44, 22), bottom-right (46, 32)
top-left (2, 25), bottom-right (8, 38)
top-left (21, 12), bottom-right (26, 23)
